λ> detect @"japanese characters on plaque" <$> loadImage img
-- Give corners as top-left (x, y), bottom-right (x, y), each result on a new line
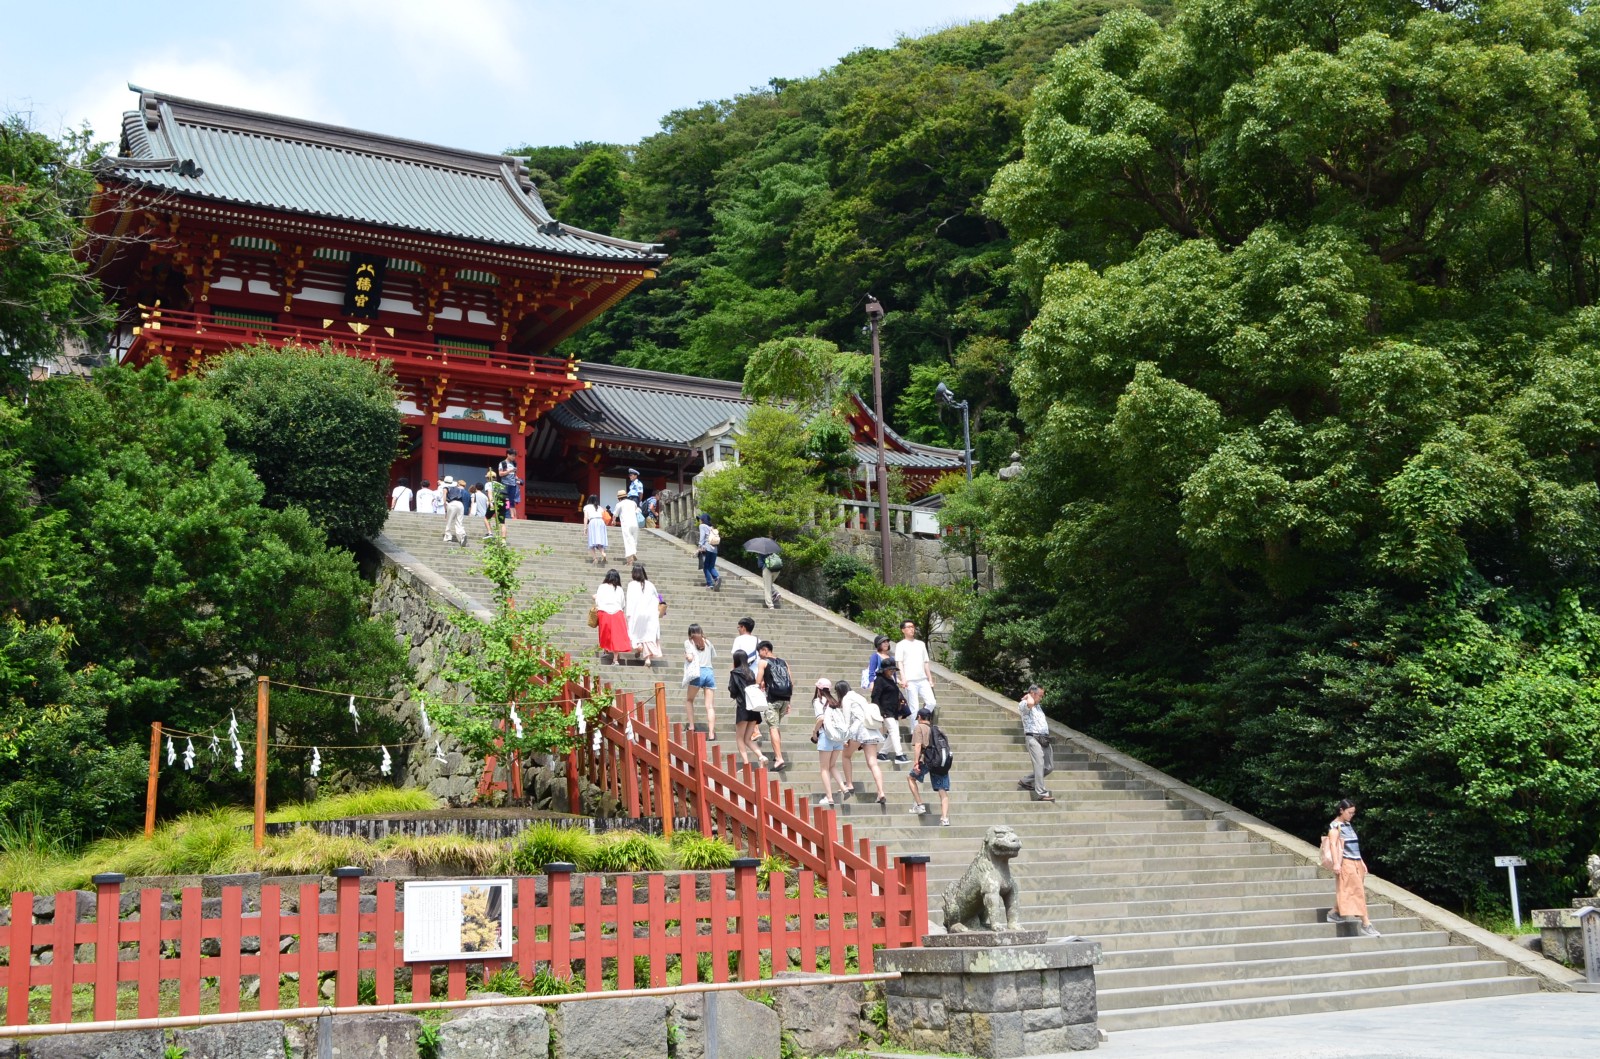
top-left (344, 252), bottom-right (387, 318)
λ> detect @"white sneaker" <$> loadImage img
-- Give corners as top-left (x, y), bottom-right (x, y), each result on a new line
top-left (908, 804), bottom-right (927, 815)
top-left (940, 816), bottom-right (950, 826)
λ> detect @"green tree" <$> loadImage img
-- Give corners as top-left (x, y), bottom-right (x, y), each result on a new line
top-left (561, 148), bottom-right (629, 234)
top-left (966, 0), bottom-right (1600, 908)
top-left (0, 115), bottom-right (111, 385)
top-left (424, 541), bottom-right (605, 771)
top-left (741, 336), bottom-right (868, 414)
top-left (695, 405), bottom-right (838, 571)
top-left (196, 342), bottom-right (403, 550)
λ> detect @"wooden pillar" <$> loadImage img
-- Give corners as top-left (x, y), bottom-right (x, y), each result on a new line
top-left (254, 676), bottom-right (269, 849)
top-left (144, 722), bottom-right (162, 838)
top-left (420, 419), bottom-right (440, 490)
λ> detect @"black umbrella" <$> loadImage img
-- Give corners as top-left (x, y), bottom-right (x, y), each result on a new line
top-left (743, 537), bottom-right (781, 556)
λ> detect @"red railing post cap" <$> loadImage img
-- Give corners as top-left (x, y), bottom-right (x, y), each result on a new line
top-left (545, 862), bottom-right (576, 874)
top-left (91, 873), bottom-right (126, 885)
top-left (897, 855), bottom-right (932, 865)
top-left (332, 866), bottom-right (367, 878)
top-left (731, 858), bottom-right (761, 869)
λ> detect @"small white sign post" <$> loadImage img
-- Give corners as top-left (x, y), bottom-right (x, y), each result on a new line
top-left (402, 879), bottom-right (513, 963)
top-left (1494, 856), bottom-right (1527, 929)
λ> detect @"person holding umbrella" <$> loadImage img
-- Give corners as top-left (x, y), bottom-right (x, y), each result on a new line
top-left (744, 537), bottom-right (782, 610)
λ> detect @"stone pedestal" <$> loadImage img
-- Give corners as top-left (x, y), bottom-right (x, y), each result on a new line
top-left (878, 936), bottom-right (1102, 1056)
top-left (1534, 897), bottom-right (1600, 967)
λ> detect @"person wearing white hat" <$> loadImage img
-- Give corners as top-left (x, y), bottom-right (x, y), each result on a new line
top-left (441, 476), bottom-right (467, 544)
top-left (615, 487), bottom-right (640, 565)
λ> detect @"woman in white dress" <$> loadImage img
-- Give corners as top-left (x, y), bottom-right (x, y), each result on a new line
top-left (581, 493), bottom-right (609, 565)
top-left (615, 488), bottom-right (640, 564)
top-left (625, 563), bottom-right (663, 664)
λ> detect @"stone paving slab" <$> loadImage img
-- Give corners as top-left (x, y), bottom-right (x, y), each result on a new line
top-left (1084, 993), bottom-right (1599, 1058)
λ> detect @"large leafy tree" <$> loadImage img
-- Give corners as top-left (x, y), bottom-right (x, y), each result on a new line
top-left (972, 0), bottom-right (1600, 908)
top-left (0, 115), bottom-right (111, 385)
top-left (14, 364), bottom-right (408, 817)
top-left (196, 343), bottom-right (403, 550)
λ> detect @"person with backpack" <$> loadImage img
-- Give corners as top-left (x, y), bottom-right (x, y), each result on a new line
top-left (696, 513), bottom-right (722, 590)
top-left (760, 551), bottom-right (781, 609)
top-left (836, 679), bottom-right (887, 805)
top-left (1017, 684), bottom-right (1055, 802)
top-left (906, 707), bottom-right (952, 825)
top-left (754, 641), bottom-right (793, 770)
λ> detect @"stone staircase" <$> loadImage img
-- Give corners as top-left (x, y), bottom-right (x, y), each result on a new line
top-left (377, 512), bottom-right (1544, 1030)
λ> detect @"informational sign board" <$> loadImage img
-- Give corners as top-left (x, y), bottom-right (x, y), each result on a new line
top-left (402, 879), bottom-right (513, 963)
top-left (1494, 856), bottom-right (1526, 867)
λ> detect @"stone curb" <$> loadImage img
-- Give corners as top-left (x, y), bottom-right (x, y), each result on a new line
top-left (372, 532), bottom-right (495, 622)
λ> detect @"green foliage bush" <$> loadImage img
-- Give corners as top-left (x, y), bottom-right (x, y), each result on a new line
top-left (589, 831), bottom-right (670, 873)
top-left (197, 343), bottom-right (403, 550)
top-left (669, 830), bottom-right (738, 870)
top-left (505, 823), bottom-right (600, 874)
top-left (820, 553), bottom-right (872, 613)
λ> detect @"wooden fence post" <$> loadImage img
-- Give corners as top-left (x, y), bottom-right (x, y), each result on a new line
top-left (692, 730), bottom-right (713, 834)
top-left (565, 685), bottom-right (581, 813)
top-left (144, 722), bottom-right (162, 838)
top-left (620, 692), bottom-right (640, 817)
top-left (732, 858), bottom-right (760, 980)
top-left (254, 676), bottom-right (269, 849)
top-left (654, 683), bottom-right (672, 836)
top-left (547, 863), bottom-right (574, 979)
top-left (333, 866), bottom-right (364, 1006)
top-left (900, 855), bottom-right (930, 946)
top-left (91, 873), bottom-right (123, 1020)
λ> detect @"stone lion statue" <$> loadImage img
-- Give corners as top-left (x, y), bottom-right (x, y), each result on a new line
top-left (942, 824), bottom-right (1024, 933)
top-left (1588, 853), bottom-right (1600, 898)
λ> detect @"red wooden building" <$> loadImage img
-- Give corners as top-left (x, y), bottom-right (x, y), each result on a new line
top-left (86, 89), bottom-right (962, 517)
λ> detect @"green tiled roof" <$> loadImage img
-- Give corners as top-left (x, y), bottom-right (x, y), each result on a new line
top-left (103, 88), bottom-right (666, 264)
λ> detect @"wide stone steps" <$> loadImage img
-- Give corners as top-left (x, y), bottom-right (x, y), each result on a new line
top-left (378, 512), bottom-right (1538, 1030)
top-left (1097, 944), bottom-right (1483, 990)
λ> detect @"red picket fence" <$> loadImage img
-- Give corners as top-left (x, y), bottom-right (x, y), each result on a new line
top-left (573, 681), bottom-right (905, 896)
top-left (0, 860), bottom-right (928, 1027)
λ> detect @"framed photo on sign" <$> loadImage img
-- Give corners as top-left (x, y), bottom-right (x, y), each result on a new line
top-left (402, 879), bottom-right (513, 963)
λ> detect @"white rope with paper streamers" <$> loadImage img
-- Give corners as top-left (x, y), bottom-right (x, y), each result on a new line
top-left (380, 745), bottom-right (392, 777)
top-left (228, 710), bottom-right (244, 772)
top-left (309, 746), bottom-right (322, 777)
top-left (165, 735), bottom-right (176, 766)
top-left (182, 738), bottom-right (195, 771)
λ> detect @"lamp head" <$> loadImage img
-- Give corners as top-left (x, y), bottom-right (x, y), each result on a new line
top-left (935, 381), bottom-right (955, 406)
top-left (864, 296), bottom-right (885, 322)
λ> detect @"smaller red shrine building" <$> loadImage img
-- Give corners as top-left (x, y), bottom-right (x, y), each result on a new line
top-left (86, 89), bottom-right (962, 517)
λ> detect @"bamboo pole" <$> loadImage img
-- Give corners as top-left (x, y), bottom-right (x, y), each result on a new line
top-left (144, 722), bottom-right (162, 838)
top-left (654, 682), bottom-right (672, 837)
top-left (253, 676), bottom-right (269, 849)
top-left (0, 972), bottom-right (902, 1040)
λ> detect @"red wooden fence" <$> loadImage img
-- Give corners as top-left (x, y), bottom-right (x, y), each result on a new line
top-left (0, 860), bottom-right (928, 1027)
top-left (574, 681), bottom-right (904, 896)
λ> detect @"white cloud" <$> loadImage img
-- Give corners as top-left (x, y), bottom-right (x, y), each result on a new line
top-left (64, 55), bottom-right (331, 146)
top-left (295, 0), bottom-right (529, 90)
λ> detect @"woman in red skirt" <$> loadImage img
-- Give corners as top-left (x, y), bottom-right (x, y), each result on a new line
top-left (594, 569), bottom-right (630, 663)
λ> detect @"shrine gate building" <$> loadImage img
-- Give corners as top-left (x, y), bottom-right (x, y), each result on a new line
top-left (87, 88), bottom-right (961, 518)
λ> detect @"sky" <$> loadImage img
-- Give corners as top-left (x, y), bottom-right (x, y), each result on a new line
top-left (2, 0), bottom-right (1022, 153)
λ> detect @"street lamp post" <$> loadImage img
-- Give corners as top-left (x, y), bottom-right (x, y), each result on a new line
top-left (865, 296), bottom-right (892, 584)
top-left (936, 381), bottom-right (979, 587)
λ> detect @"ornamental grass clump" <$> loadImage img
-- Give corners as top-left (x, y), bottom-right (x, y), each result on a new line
top-left (668, 830), bottom-right (738, 870)
top-left (504, 823), bottom-right (600, 874)
top-left (589, 831), bottom-right (670, 873)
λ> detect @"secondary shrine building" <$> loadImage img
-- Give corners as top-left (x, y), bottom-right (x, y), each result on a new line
top-left (87, 89), bottom-right (961, 519)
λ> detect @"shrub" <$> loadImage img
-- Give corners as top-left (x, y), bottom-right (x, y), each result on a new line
top-left (504, 823), bottom-right (600, 874)
top-left (669, 831), bottom-right (738, 870)
top-left (269, 788), bottom-right (439, 822)
top-left (819, 553), bottom-right (871, 613)
top-left (589, 831), bottom-right (670, 873)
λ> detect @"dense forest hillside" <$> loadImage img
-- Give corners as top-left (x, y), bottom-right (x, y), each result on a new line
top-left (520, 0), bottom-right (1168, 467)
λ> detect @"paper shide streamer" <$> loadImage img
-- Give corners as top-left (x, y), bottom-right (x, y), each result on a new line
top-left (419, 703), bottom-right (432, 740)
top-left (380, 745), bottom-right (392, 776)
top-left (433, 741), bottom-right (447, 765)
top-left (166, 735), bottom-right (175, 766)
top-left (348, 694), bottom-right (360, 733)
top-left (183, 738), bottom-right (195, 771)
top-left (310, 746), bottom-right (322, 777)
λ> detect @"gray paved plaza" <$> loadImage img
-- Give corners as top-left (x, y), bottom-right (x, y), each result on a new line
top-left (1090, 993), bottom-right (1599, 1058)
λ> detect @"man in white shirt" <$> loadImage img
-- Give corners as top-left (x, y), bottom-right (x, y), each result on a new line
top-left (731, 616), bottom-right (758, 660)
top-left (414, 480), bottom-right (436, 514)
top-left (894, 620), bottom-right (937, 714)
top-left (390, 477), bottom-right (413, 512)
top-left (441, 476), bottom-right (466, 544)
top-left (1016, 684), bottom-right (1054, 801)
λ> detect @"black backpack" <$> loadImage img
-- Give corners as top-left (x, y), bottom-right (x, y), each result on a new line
top-left (764, 656), bottom-right (793, 700)
top-left (921, 723), bottom-right (953, 773)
